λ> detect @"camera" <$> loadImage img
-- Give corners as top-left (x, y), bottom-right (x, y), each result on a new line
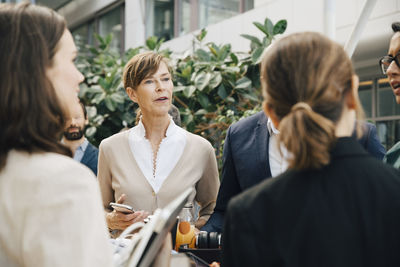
top-left (195, 231), bottom-right (222, 249)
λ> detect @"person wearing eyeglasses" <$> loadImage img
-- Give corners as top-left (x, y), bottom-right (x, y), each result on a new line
top-left (380, 22), bottom-right (400, 169)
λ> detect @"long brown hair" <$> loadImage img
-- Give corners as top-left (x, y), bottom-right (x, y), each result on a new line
top-left (0, 3), bottom-right (71, 170)
top-left (261, 32), bottom-right (364, 170)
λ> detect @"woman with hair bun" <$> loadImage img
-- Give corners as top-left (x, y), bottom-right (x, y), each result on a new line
top-left (222, 32), bottom-right (400, 267)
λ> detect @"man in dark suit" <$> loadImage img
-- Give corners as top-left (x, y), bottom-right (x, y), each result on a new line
top-left (62, 102), bottom-right (99, 175)
top-left (201, 111), bottom-right (385, 233)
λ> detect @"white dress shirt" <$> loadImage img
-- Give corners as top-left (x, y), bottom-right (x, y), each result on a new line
top-left (73, 138), bottom-right (88, 162)
top-left (128, 117), bottom-right (187, 193)
top-left (267, 118), bottom-right (289, 177)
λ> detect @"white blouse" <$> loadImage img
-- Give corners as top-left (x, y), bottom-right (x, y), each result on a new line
top-left (128, 117), bottom-right (187, 193)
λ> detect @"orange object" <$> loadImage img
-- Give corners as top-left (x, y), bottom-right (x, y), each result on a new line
top-left (175, 221), bottom-right (196, 250)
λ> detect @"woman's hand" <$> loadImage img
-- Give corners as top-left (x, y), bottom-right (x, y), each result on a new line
top-left (106, 194), bottom-right (150, 230)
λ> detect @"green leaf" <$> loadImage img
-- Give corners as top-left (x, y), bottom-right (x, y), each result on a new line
top-left (85, 126), bottom-right (97, 137)
top-left (196, 28), bottom-right (207, 42)
top-left (262, 37), bottom-right (272, 47)
top-left (240, 34), bottom-right (262, 46)
top-left (89, 47), bottom-right (100, 55)
top-left (208, 73), bottom-right (222, 89)
top-left (98, 77), bottom-right (111, 91)
top-left (93, 114), bottom-right (105, 125)
top-left (173, 85), bottom-right (186, 92)
top-left (183, 85), bottom-right (197, 98)
top-left (181, 66), bottom-right (192, 79)
top-left (235, 77), bottom-right (252, 89)
top-left (92, 92), bottom-right (106, 104)
top-left (217, 84), bottom-right (228, 99)
top-left (110, 93), bottom-right (125, 104)
top-left (86, 106), bottom-right (97, 119)
top-left (253, 22), bottom-right (269, 36)
top-left (209, 46), bottom-right (218, 57)
top-left (230, 53), bottom-right (239, 65)
top-left (219, 44), bottom-right (231, 61)
top-left (105, 33), bottom-right (113, 45)
top-left (226, 96), bottom-right (236, 103)
top-left (104, 96), bottom-right (116, 112)
top-left (197, 92), bottom-right (210, 109)
top-left (273, 20), bottom-right (287, 35)
top-left (87, 85), bottom-right (103, 94)
top-left (146, 36), bottom-right (157, 50)
top-left (194, 72), bottom-right (211, 91)
top-left (196, 49), bottom-right (211, 61)
top-left (251, 47), bottom-right (264, 64)
top-left (194, 109), bottom-right (207, 115)
top-left (264, 18), bottom-right (273, 36)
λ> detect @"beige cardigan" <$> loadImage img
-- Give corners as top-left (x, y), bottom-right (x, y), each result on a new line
top-left (0, 150), bottom-right (113, 267)
top-left (98, 129), bottom-right (220, 227)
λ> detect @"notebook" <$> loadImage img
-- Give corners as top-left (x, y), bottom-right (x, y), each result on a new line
top-left (118, 187), bottom-right (194, 267)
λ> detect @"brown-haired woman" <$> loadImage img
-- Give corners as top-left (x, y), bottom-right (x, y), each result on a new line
top-left (222, 32), bottom-right (400, 267)
top-left (0, 3), bottom-right (113, 266)
top-left (98, 51), bottom-right (219, 234)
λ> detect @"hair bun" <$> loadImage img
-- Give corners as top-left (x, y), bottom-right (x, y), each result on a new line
top-left (291, 102), bottom-right (312, 112)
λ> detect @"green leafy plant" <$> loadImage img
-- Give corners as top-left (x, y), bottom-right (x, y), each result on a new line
top-left (241, 18), bottom-right (287, 64)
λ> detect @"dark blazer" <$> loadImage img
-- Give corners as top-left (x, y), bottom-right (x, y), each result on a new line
top-left (80, 142), bottom-right (99, 175)
top-left (222, 138), bottom-right (400, 267)
top-left (201, 112), bottom-right (385, 233)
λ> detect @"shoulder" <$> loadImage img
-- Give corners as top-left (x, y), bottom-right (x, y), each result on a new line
top-left (86, 142), bottom-right (99, 153)
top-left (99, 130), bottom-right (129, 150)
top-left (3, 151), bottom-right (97, 192)
top-left (229, 111), bottom-right (267, 135)
top-left (185, 129), bottom-right (214, 151)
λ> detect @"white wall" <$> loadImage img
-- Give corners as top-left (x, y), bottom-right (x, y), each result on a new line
top-left (125, 0), bottom-right (146, 49)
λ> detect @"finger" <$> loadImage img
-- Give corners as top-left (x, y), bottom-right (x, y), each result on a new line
top-left (116, 194), bottom-right (126, 204)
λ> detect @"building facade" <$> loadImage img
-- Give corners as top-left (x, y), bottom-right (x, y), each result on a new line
top-left (4, 0), bottom-right (399, 149)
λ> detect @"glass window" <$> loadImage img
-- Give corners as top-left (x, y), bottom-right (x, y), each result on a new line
top-left (377, 78), bottom-right (400, 117)
top-left (198, 0), bottom-right (240, 29)
top-left (377, 120), bottom-right (400, 150)
top-left (179, 0), bottom-right (191, 36)
top-left (98, 6), bottom-right (123, 53)
top-left (147, 0), bottom-right (175, 41)
top-left (359, 80), bottom-right (373, 118)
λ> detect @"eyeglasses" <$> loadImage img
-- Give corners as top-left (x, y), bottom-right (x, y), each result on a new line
top-left (379, 51), bottom-right (400, 75)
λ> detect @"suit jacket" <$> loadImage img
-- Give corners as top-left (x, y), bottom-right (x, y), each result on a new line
top-left (201, 112), bottom-right (385, 233)
top-left (222, 138), bottom-right (400, 267)
top-left (81, 142), bottom-right (99, 175)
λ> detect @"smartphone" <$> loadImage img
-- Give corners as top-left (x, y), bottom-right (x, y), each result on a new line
top-left (110, 202), bottom-right (135, 214)
top-left (186, 252), bottom-right (210, 267)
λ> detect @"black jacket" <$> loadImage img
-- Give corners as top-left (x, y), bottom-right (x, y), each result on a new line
top-left (222, 137), bottom-right (400, 267)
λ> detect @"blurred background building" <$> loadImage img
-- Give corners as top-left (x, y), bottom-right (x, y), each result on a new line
top-left (3, 0), bottom-right (399, 149)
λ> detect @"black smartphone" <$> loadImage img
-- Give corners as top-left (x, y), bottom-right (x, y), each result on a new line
top-left (110, 202), bottom-right (135, 214)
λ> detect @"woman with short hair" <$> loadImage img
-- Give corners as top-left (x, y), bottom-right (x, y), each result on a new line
top-left (98, 51), bottom-right (220, 234)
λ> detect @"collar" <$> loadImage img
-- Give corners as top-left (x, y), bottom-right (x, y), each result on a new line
top-left (267, 117), bottom-right (280, 135)
top-left (330, 137), bottom-right (369, 159)
top-left (77, 138), bottom-right (89, 152)
top-left (135, 115), bottom-right (177, 140)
